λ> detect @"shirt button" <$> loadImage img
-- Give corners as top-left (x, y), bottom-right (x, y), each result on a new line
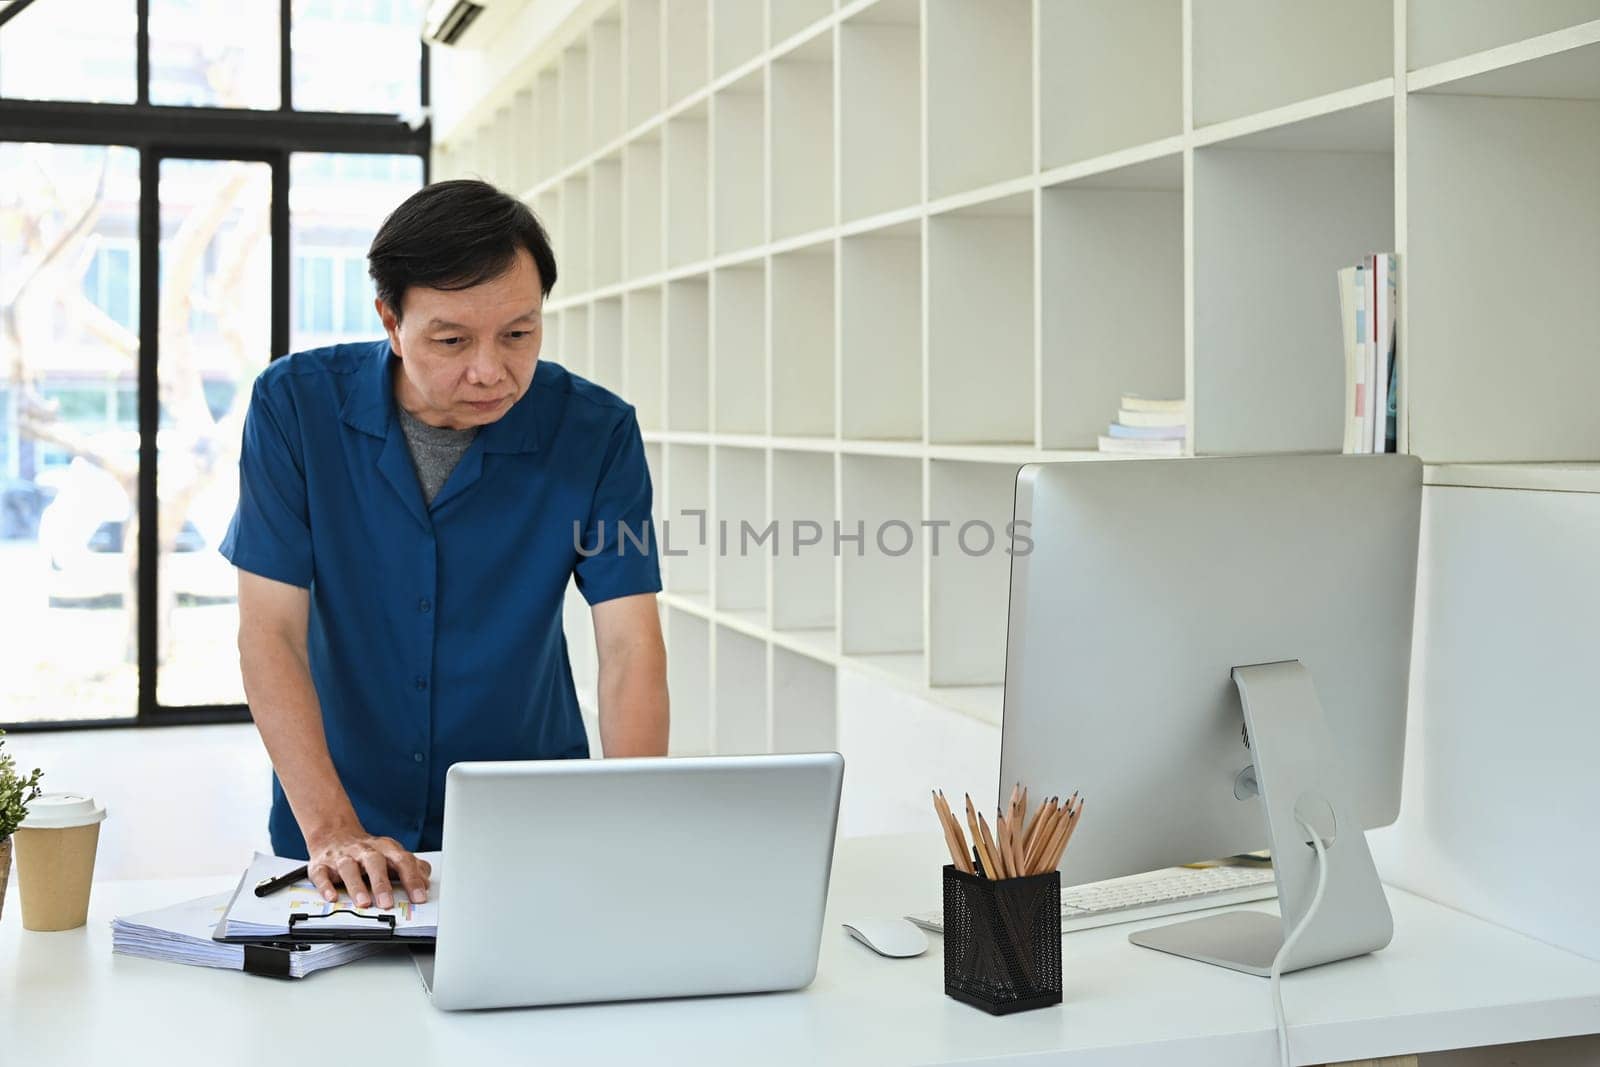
top-left (418, 598), bottom-right (431, 614)
top-left (414, 676), bottom-right (428, 691)
top-left (413, 752), bottom-right (425, 764)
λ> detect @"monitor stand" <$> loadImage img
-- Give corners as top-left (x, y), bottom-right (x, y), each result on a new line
top-left (1128, 660), bottom-right (1394, 977)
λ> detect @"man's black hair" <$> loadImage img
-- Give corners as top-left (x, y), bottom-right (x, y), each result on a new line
top-left (367, 179), bottom-right (558, 318)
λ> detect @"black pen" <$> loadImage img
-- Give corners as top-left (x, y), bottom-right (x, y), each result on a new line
top-left (255, 864), bottom-right (310, 897)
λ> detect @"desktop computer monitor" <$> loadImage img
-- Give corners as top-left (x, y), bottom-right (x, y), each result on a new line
top-left (998, 453), bottom-right (1422, 974)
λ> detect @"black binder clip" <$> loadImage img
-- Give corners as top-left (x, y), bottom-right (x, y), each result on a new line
top-left (288, 910), bottom-right (397, 940)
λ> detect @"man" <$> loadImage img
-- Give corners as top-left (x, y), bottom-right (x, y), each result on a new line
top-left (221, 180), bottom-right (668, 909)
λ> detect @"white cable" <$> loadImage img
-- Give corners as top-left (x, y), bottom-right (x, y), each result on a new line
top-left (1270, 808), bottom-right (1331, 1067)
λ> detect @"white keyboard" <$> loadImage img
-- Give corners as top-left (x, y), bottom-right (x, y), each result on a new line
top-left (906, 864), bottom-right (1277, 935)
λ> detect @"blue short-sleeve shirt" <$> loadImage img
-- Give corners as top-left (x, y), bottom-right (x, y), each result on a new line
top-left (219, 340), bottom-right (661, 858)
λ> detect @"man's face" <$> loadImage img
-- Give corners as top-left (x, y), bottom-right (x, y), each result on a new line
top-left (378, 247), bottom-right (544, 430)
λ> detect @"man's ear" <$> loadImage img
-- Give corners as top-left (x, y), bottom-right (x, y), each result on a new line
top-left (376, 297), bottom-right (403, 355)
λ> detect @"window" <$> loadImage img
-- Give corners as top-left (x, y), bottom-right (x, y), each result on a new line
top-left (0, 0), bottom-right (137, 104)
top-left (0, 4), bottom-right (427, 728)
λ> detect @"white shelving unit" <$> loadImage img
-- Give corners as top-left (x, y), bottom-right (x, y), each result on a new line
top-left (437, 2), bottom-right (1600, 755)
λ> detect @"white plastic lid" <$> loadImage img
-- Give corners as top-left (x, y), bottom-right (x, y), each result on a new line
top-left (18, 792), bottom-right (107, 830)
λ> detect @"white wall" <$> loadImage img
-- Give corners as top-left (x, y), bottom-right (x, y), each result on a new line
top-left (1370, 485), bottom-right (1600, 961)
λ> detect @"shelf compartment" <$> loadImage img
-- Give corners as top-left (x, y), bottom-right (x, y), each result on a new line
top-left (1404, 93), bottom-right (1600, 463)
top-left (927, 194), bottom-right (1034, 445)
top-left (592, 154), bottom-right (624, 290)
top-left (666, 276), bottom-right (711, 430)
top-left (512, 89), bottom-right (535, 193)
top-left (714, 0), bottom-right (765, 75)
top-left (927, 459), bottom-right (1020, 686)
top-left (1191, 145), bottom-right (1393, 455)
top-left (665, 607), bottom-right (712, 755)
top-left (772, 648), bottom-right (837, 753)
top-left (713, 70), bottom-right (766, 255)
top-left (926, 0), bottom-right (1032, 199)
top-left (624, 132), bottom-right (664, 278)
top-left (1038, 0), bottom-right (1180, 169)
top-left (625, 0), bottom-right (664, 128)
top-left (1407, 3), bottom-right (1600, 72)
top-left (839, 454), bottom-right (923, 655)
top-left (840, 221), bottom-right (920, 440)
top-left (665, 0), bottom-right (710, 106)
top-left (770, 244), bottom-right (835, 437)
top-left (770, 0), bottom-right (832, 46)
top-left (590, 297), bottom-right (624, 394)
top-left (535, 66), bottom-right (560, 183)
top-left (1040, 179), bottom-right (1183, 449)
top-left (562, 172), bottom-right (592, 296)
top-left (771, 33), bottom-right (834, 240)
top-left (591, 13), bottom-right (624, 149)
top-left (531, 185), bottom-right (563, 288)
top-left (625, 287), bottom-right (666, 430)
top-left (1191, 0), bottom-right (1392, 128)
top-left (838, 0), bottom-right (920, 221)
top-left (714, 625), bottom-right (770, 754)
top-left (665, 104), bottom-right (710, 268)
top-left (543, 310), bottom-right (565, 371)
top-left (713, 263), bottom-right (767, 434)
top-left (771, 449), bottom-right (836, 633)
top-left (713, 445), bottom-right (768, 616)
top-left (564, 305), bottom-right (591, 379)
top-left (1412, 26), bottom-right (1600, 99)
top-left (560, 40), bottom-right (591, 167)
top-left (663, 443), bottom-right (711, 594)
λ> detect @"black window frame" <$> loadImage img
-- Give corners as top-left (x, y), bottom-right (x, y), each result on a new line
top-left (0, 0), bottom-right (431, 732)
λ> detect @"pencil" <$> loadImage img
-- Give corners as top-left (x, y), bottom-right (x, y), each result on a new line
top-left (978, 809), bottom-right (1007, 879)
top-left (996, 812), bottom-right (1015, 879)
top-left (1023, 795), bottom-right (1053, 856)
top-left (1023, 798), bottom-right (1058, 874)
top-left (940, 791), bottom-right (974, 875)
top-left (965, 793), bottom-right (999, 880)
top-left (1050, 797), bottom-right (1085, 871)
top-left (932, 790), bottom-right (967, 872)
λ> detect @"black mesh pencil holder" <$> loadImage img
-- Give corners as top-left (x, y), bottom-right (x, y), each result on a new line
top-left (942, 865), bottom-right (1062, 1015)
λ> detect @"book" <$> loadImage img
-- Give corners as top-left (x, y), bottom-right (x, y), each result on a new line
top-left (1097, 435), bottom-right (1185, 457)
top-left (1118, 395), bottom-right (1185, 416)
top-left (1106, 422), bottom-right (1186, 441)
top-left (112, 893), bottom-right (385, 978)
top-left (1337, 265), bottom-right (1360, 453)
top-left (1116, 408), bottom-right (1186, 429)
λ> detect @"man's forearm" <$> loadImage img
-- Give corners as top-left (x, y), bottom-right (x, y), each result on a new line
top-left (238, 630), bottom-right (362, 845)
top-left (596, 640), bottom-right (670, 757)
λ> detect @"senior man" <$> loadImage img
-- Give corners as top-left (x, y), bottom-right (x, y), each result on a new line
top-left (221, 179), bottom-right (668, 908)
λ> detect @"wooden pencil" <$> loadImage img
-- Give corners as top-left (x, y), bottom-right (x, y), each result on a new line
top-left (965, 793), bottom-right (999, 880)
top-left (977, 809), bottom-right (1007, 879)
top-left (932, 791), bottom-right (971, 873)
top-left (996, 812), bottom-right (1017, 880)
top-left (1023, 798), bottom-right (1059, 874)
top-left (939, 791), bottom-right (974, 874)
top-left (1049, 797), bottom-right (1085, 870)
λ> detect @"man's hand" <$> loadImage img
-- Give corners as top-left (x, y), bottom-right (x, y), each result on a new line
top-left (306, 830), bottom-right (432, 909)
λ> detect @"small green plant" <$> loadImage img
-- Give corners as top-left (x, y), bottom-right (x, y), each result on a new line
top-left (0, 728), bottom-right (44, 840)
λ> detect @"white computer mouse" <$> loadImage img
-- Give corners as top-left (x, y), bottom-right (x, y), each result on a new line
top-left (841, 917), bottom-right (929, 959)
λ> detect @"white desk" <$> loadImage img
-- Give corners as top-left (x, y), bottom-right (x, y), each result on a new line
top-left (4, 834), bottom-right (1598, 1067)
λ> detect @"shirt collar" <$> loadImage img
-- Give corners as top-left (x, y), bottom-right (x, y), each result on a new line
top-left (339, 340), bottom-right (541, 454)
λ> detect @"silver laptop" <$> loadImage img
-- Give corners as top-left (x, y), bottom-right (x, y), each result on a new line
top-left (417, 753), bottom-right (844, 1010)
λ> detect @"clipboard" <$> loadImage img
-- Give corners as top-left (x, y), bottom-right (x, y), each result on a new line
top-left (210, 859), bottom-right (436, 947)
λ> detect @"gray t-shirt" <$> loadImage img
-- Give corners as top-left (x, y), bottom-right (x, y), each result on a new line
top-left (397, 404), bottom-right (478, 505)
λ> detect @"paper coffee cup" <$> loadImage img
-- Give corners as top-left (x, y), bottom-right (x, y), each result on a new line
top-left (14, 792), bottom-right (107, 932)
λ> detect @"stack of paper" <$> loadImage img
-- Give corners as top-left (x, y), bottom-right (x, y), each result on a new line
top-left (111, 893), bottom-right (385, 978)
top-left (1098, 396), bottom-right (1186, 456)
top-left (220, 852), bottom-right (443, 941)
top-left (1338, 253), bottom-right (1398, 453)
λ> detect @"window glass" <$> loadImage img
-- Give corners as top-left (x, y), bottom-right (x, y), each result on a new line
top-left (0, 0), bottom-right (137, 104)
top-left (149, 0), bottom-right (281, 109)
top-left (0, 143), bottom-right (141, 724)
top-left (291, 0), bottom-right (425, 114)
top-left (289, 152), bottom-right (424, 351)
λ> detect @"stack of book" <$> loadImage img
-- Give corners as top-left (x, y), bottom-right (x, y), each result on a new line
top-left (1098, 396), bottom-right (1186, 456)
top-left (1338, 253), bottom-right (1398, 453)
